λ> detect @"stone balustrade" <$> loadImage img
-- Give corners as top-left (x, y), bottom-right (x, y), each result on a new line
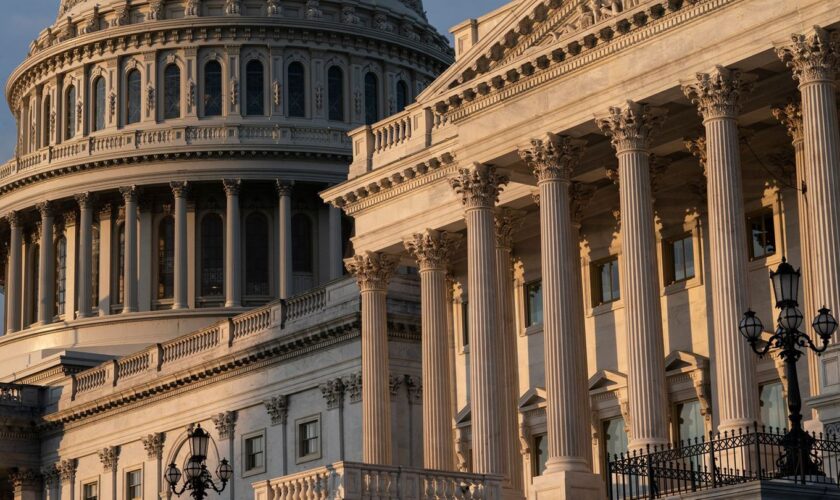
top-left (348, 107), bottom-right (438, 178)
top-left (253, 461), bottom-right (503, 500)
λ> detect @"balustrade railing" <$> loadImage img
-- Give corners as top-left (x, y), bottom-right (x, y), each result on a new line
top-left (0, 383), bottom-right (23, 403)
top-left (116, 351), bottom-right (151, 380)
top-left (372, 112), bottom-right (412, 154)
top-left (285, 287), bottom-right (327, 322)
top-left (75, 366), bottom-right (107, 394)
top-left (231, 306), bottom-right (272, 340)
top-left (161, 324), bottom-right (221, 363)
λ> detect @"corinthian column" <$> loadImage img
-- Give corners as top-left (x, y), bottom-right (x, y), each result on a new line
top-left (597, 102), bottom-right (669, 448)
top-left (778, 27), bottom-right (840, 342)
top-left (449, 163), bottom-right (508, 476)
top-left (76, 193), bottom-right (93, 318)
top-left (36, 201), bottom-right (55, 324)
top-left (405, 230), bottom-right (457, 471)
top-left (223, 179), bottom-right (242, 308)
top-left (683, 67), bottom-right (759, 432)
top-left (6, 211), bottom-right (22, 333)
top-left (171, 182), bottom-right (189, 309)
top-left (119, 186), bottom-right (139, 313)
top-left (346, 251), bottom-right (398, 465)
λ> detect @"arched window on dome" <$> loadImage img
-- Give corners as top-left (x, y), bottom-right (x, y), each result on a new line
top-left (245, 60), bottom-right (265, 116)
top-left (92, 76), bottom-right (106, 132)
top-left (65, 85), bottom-right (76, 140)
top-left (126, 69), bottom-right (142, 125)
top-left (41, 94), bottom-right (51, 146)
top-left (164, 64), bottom-right (181, 119)
top-left (396, 80), bottom-right (409, 113)
top-left (157, 216), bottom-right (175, 301)
top-left (364, 72), bottom-right (379, 125)
top-left (200, 213), bottom-right (224, 299)
top-left (54, 236), bottom-right (67, 317)
top-left (204, 61), bottom-right (223, 117)
top-left (327, 66), bottom-right (344, 122)
top-left (28, 243), bottom-right (40, 326)
top-left (287, 62), bottom-right (306, 118)
top-left (245, 212), bottom-right (270, 297)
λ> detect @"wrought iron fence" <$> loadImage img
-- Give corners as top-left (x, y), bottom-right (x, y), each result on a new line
top-left (608, 423), bottom-right (840, 499)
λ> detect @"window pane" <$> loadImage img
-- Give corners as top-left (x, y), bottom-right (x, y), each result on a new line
top-left (42, 95), bottom-right (51, 145)
top-left (245, 60), bottom-right (265, 116)
top-left (677, 400), bottom-right (704, 443)
top-left (526, 280), bottom-right (543, 327)
top-left (204, 61), bottom-right (222, 116)
top-left (126, 70), bottom-right (141, 124)
top-left (288, 62), bottom-right (305, 118)
top-left (245, 212), bottom-right (270, 296)
top-left (683, 236), bottom-right (695, 279)
top-left (299, 420), bottom-right (319, 457)
top-left (364, 72), bottom-right (378, 124)
top-left (763, 212), bottom-right (776, 256)
top-left (396, 80), bottom-right (409, 112)
top-left (200, 214), bottom-right (224, 297)
top-left (673, 239), bottom-right (685, 282)
top-left (760, 382), bottom-right (787, 431)
top-left (533, 434), bottom-right (548, 477)
top-left (328, 66), bottom-right (344, 121)
top-left (604, 417), bottom-right (628, 459)
top-left (93, 77), bottom-right (106, 131)
top-left (157, 217), bottom-right (174, 299)
top-left (610, 260), bottom-right (620, 301)
top-left (246, 435), bottom-right (264, 470)
top-left (55, 237), bottom-right (67, 314)
top-left (65, 86), bottom-right (76, 139)
top-left (461, 301), bottom-right (468, 347)
top-left (164, 64), bottom-right (181, 119)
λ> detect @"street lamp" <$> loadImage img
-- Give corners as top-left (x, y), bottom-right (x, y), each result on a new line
top-left (739, 257), bottom-right (837, 477)
top-left (165, 424), bottom-right (233, 500)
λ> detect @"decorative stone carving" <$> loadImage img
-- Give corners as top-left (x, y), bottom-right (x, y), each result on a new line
top-left (771, 98), bottom-right (804, 143)
top-left (518, 133), bottom-right (585, 182)
top-left (147, 85), bottom-right (155, 113)
top-left (119, 185), bottom-right (137, 202)
top-left (354, 90), bottom-right (362, 115)
top-left (185, 0), bottom-right (200, 17)
top-left (169, 181), bottom-right (189, 198)
top-left (272, 80), bottom-right (281, 108)
top-left (35, 201), bottom-right (53, 218)
top-left (315, 86), bottom-right (323, 111)
top-left (346, 251), bottom-right (398, 292)
top-left (109, 91), bottom-right (117, 120)
top-left (320, 378), bottom-right (344, 409)
top-left (342, 372), bottom-right (362, 403)
top-left (142, 433), bottom-right (165, 459)
top-left (518, 416), bottom-right (531, 456)
top-left (49, 111), bottom-right (56, 138)
top-left (230, 78), bottom-right (239, 107)
top-left (275, 180), bottom-right (293, 197)
top-left (224, 0), bottom-right (240, 15)
top-left (570, 181), bottom-right (596, 224)
top-left (776, 26), bottom-right (839, 84)
top-left (404, 229), bottom-right (457, 270)
top-left (211, 411), bottom-right (237, 440)
top-left (494, 208), bottom-right (524, 250)
top-left (10, 469), bottom-right (41, 489)
top-left (57, 459), bottom-right (76, 483)
top-left (82, 7), bottom-right (100, 34)
top-left (449, 163), bottom-right (509, 209)
top-left (187, 79), bottom-right (196, 111)
top-left (97, 446), bottom-right (119, 472)
top-left (41, 466), bottom-right (59, 488)
top-left (682, 66), bottom-right (754, 120)
top-left (113, 2), bottom-right (130, 26)
top-left (222, 178), bottom-right (241, 196)
top-left (455, 427), bottom-right (470, 472)
top-left (684, 135), bottom-right (707, 175)
top-left (148, 0), bottom-right (165, 21)
top-left (405, 375), bottom-right (422, 404)
top-left (388, 374), bottom-right (403, 400)
top-left (374, 13), bottom-right (395, 33)
top-left (264, 395), bottom-right (288, 425)
top-left (596, 100), bottom-right (667, 151)
top-left (341, 6), bottom-right (360, 25)
top-left (266, 0), bottom-right (281, 16)
top-left (305, 0), bottom-right (322, 19)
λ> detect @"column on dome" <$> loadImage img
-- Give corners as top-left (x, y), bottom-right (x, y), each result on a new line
top-left (276, 181), bottom-right (293, 299)
top-left (777, 28), bottom-right (840, 343)
top-left (223, 179), bottom-right (242, 308)
top-left (346, 251), bottom-right (399, 465)
top-left (6, 211), bottom-right (22, 333)
top-left (596, 102), bottom-right (670, 448)
top-left (171, 181), bottom-right (189, 309)
top-left (36, 201), bottom-right (55, 324)
top-left (405, 230), bottom-right (457, 471)
top-left (120, 186), bottom-right (139, 313)
top-left (448, 163), bottom-right (508, 476)
top-left (76, 193), bottom-right (93, 318)
top-left (683, 67), bottom-right (759, 431)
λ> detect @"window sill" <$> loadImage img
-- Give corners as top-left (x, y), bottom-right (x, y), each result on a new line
top-left (588, 300), bottom-right (623, 318)
top-left (296, 453), bottom-right (321, 465)
top-left (748, 253), bottom-right (781, 272)
top-left (242, 467), bottom-right (266, 479)
top-left (662, 276), bottom-right (702, 296)
top-left (523, 323), bottom-right (543, 337)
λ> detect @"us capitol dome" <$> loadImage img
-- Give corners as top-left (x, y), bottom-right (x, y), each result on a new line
top-left (0, 0), bottom-right (451, 380)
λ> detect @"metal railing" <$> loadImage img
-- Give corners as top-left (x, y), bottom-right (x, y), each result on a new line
top-left (608, 424), bottom-right (840, 499)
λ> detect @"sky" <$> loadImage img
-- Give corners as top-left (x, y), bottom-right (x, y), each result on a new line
top-left (0, 0), bottom-right (510, 162)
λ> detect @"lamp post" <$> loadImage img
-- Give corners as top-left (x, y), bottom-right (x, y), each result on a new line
top-left (739, 257), bottom-right (837, 477)
top-left (165, 424), bottom-right (233, 500)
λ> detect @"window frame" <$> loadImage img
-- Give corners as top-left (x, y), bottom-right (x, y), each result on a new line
top-left (242, 429), bottom-right (267, 477)
top-left (296, 414), bottom-right (322, 464)
top-left (327, 65), bottom-right (345, 122)
top-left (54, 235), bottom-right (67, 319)
top-left (531, 433), bottom-right (548, 478)
top-left (155, 215), bottom-right (175, 305)
top-left (82, 481), bottom-right (99, 500)
top-left (202, 59), bottom-right (224, 117)
top-left (92, 75), bottom-right (107, 132)
top-left (759, 381), bottom-right (787, 432)
top-left (663, 233), bottom-right (696, 286)
top-left (244, 59), bottom-right (266, 117)
top-left (364, 72), bottom-right (379, 125)
top-left (591, 256), bottom-right (621, 307)
top-left (125, 468), bottom-right (143, 500)
top-left (197, 211), bottom-right (225, 305)
top-left (162, 63), bottom-right (182, 120)
top-left (524, 279), bottom-right (543, 328)
top-left (64, 84), bottom-right (77, 140)
top-left (746, 208), bottom-right (777, 262)
top-left (287, 61), bottom-right (307, 118)
top-left (125, 68), bottom-right (142, 125)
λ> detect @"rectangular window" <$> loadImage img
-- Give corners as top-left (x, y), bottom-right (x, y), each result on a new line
top-left (675, 400), bottom-right (704, 443)
top-left (747, 210), bottom-right (777, 260)
top-left (297, 416), bottom-right (321, 462)
top-left (603, 417), bottom-right (628, 461)
top-left (593, 257), bottom-right (620, 306)
top-left (461, 301), bottom-right (469, 347)
top-left (525, 280), bottom-right (543, 327)
top-left (760, 382), bottom-right (787, 431)
top-left (243, 432), bottom-right (265, 475)
top-left (665, 234), bottom-right (695, 284)
top-left (126, 470), bottom-right (142, 500)
top-left (83, 483), bottom-right (98, 500)
top-left (532, 434), bottom-right (548, 477)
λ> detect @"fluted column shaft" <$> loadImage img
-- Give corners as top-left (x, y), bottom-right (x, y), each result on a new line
top-left (276, 182), bottom-right (293, 299)
top-left (597, 103), bottom-right (669, 448)
top-left (37, 202), bottom-right (55, 324)
top-left (76, 194), bottom-right (93, 318)
top-left (120, 187), bottom-right (139, 313)
top-left (449, 163), bottom-right (508, 476)
top-left (684, 68), bottom-right (758, 431)
top-left (223, 180), bottom-right (241, 308)
top-left (348, 252), bottom-right (397, 465)
top-left (6, 213), bottom-right (21, 333)
top-left (405, 231), bottom-right (456, 471)
top-left (171, 182), bottom-right (189, 309)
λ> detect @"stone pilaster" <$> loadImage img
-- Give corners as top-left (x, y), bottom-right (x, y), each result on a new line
top-left (449, 163), bottom-right (508, 476)
top-left (35, 201), bottom-right (55, 324)
top-left (75, 193), bottom-right (93, 318)
top-left (683, 66), bottom-right (759, 432)
top-left (597, 102), bottom-right (670, 448)
top-left (778, 27), bottom-right (840, 345)
top-left (119, 186), bottom-right (138, 313)
top-left (276, 181), bottom-right (293, 299)
top-left (223, 179), bottom-right (241, 307)
top-left (6, 211), bottom-right (21, 333)
top-left (170, 181), bottom-right (189, 309)
top-left (346, 251), bottom-right (398, 465)
top-left (405, 229), bottom-right (457, 471)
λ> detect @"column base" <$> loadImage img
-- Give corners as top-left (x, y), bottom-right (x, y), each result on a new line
top-left (529, 470), bottom-right (605, 500)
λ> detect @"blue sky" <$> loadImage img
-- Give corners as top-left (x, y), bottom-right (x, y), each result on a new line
top-left (0, 0), bottom-right (509, 161)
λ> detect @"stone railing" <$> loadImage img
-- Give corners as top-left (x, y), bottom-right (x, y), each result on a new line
top-left (0, 383), bottom-right (23, 404)
top-left (161, 324), bottom-right (222, 363)
top-left (231, 306), bottom-right (273, 340)
top-left (74, 366), bottom-right (107, 394)
top-left (372, 112), bottom-right (413, 154)
top-left (116, 351), bottom-right (151, 380)
top-left (285, 287), bottom-right (327, 322)
top-left (254, 462), bottom-right (503, 500)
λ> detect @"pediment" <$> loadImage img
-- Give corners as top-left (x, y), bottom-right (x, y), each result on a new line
top-left (588, 369), bottom-right (627, 391)
top-left (455, 404), bottom-right (471, 425)
top-left (518, 386), bottom-right (547, 410)
top-left (664, 350), bottom-right (708, 373)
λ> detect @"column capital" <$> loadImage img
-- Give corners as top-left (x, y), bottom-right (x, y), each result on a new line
top-left (346, 251), bottom-right (399, 291)
top-left (684, 135), bottom-right (708, 176)
top-left (57, 459), bottom-right (76, 483)
top-left (264, 395), bottom-right (289, 425)
top-left (169, 181), bottom-right (190, 198)
top-left (776, 26), bottom-right (840, 84)
top-left (320, 378), bottom-right (345, 410)
top-left (596, 101), bottom-right (666, 152)
top-left (211, 410), bottom-right (237, 440)
top-left (771, 98), bottom-right (804, 144)
top-left (9, 469), bottom-right (41, 489)
top-left (4, 210), bottom-right (20, 228)
top-left (35, 201), bottom-right (53, 218)
top-left (449, 163), bottom-right (509, 210)
top-left (570, 182), bottom-right (596, 225)
top-left (275, 180), bottom-right (294, 197)
top-left (495, 208), bottom-right (525, 250)
top-left (119, 185), bottom-right (137, 202)
top-left (682, 66), bottom-right (755, 119)
top-left (141, 432), bottom-right (165, 460)
top-left (518, 133), bottom-right (585, 183)
top-left (74, 192), bottom-right (94, 209)
top-left (404, 229), bottom-right (458, 271)
top-left (62, 210), bottom-right (77, 227)
top-left (222, 178), bottom-right (241, 196)
top-left (97, 446), bottom-right (119, 472)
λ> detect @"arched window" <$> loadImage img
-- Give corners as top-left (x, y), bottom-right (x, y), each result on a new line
top-left (126, 69), bottom-right (142, 124)
top-left (41, 95), bottom-right (51, 145)
top-left (292, 213), bottom-right (313, 273)
top-left (29, 243), bottom-right (40, 325)
top-left (157, 217), bottom-right (175, 300)
top-left (65, 85), bottom-right (76, 139)
top-left (245, 212), bottom-right (270, 296)
top-left (204, 61), bottom-right (223, 116)
top-left (364, 72), bottom-right (379, 125)
top-left (91, 223), bottom-right (100, 308)
top-left (245, 60), bottom-right (265, 116)
top-left (55, 237), bottom-right (67, 315)
top-left (327, 66), bottom-right (344, 122)
top-left (93, 77), bottom-right (106, 131)
top-left (200, 213), bottom-right (224, 297)
top-left (287, 62), bottom-right (306, 118)
top-left (396, 80), bottom-right (409, 113)
top-left (164, 64), bottom-right (181, 119)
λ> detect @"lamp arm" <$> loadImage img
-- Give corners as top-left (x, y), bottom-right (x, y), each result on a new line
top-left (170, 482), bottom-right (189, 496)
top-left (206, 477), bottom-right (227, 494)
top-left (803, 331), bottom-right (830, 354)
top-left (749, 337), bottom-right (774, 357)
